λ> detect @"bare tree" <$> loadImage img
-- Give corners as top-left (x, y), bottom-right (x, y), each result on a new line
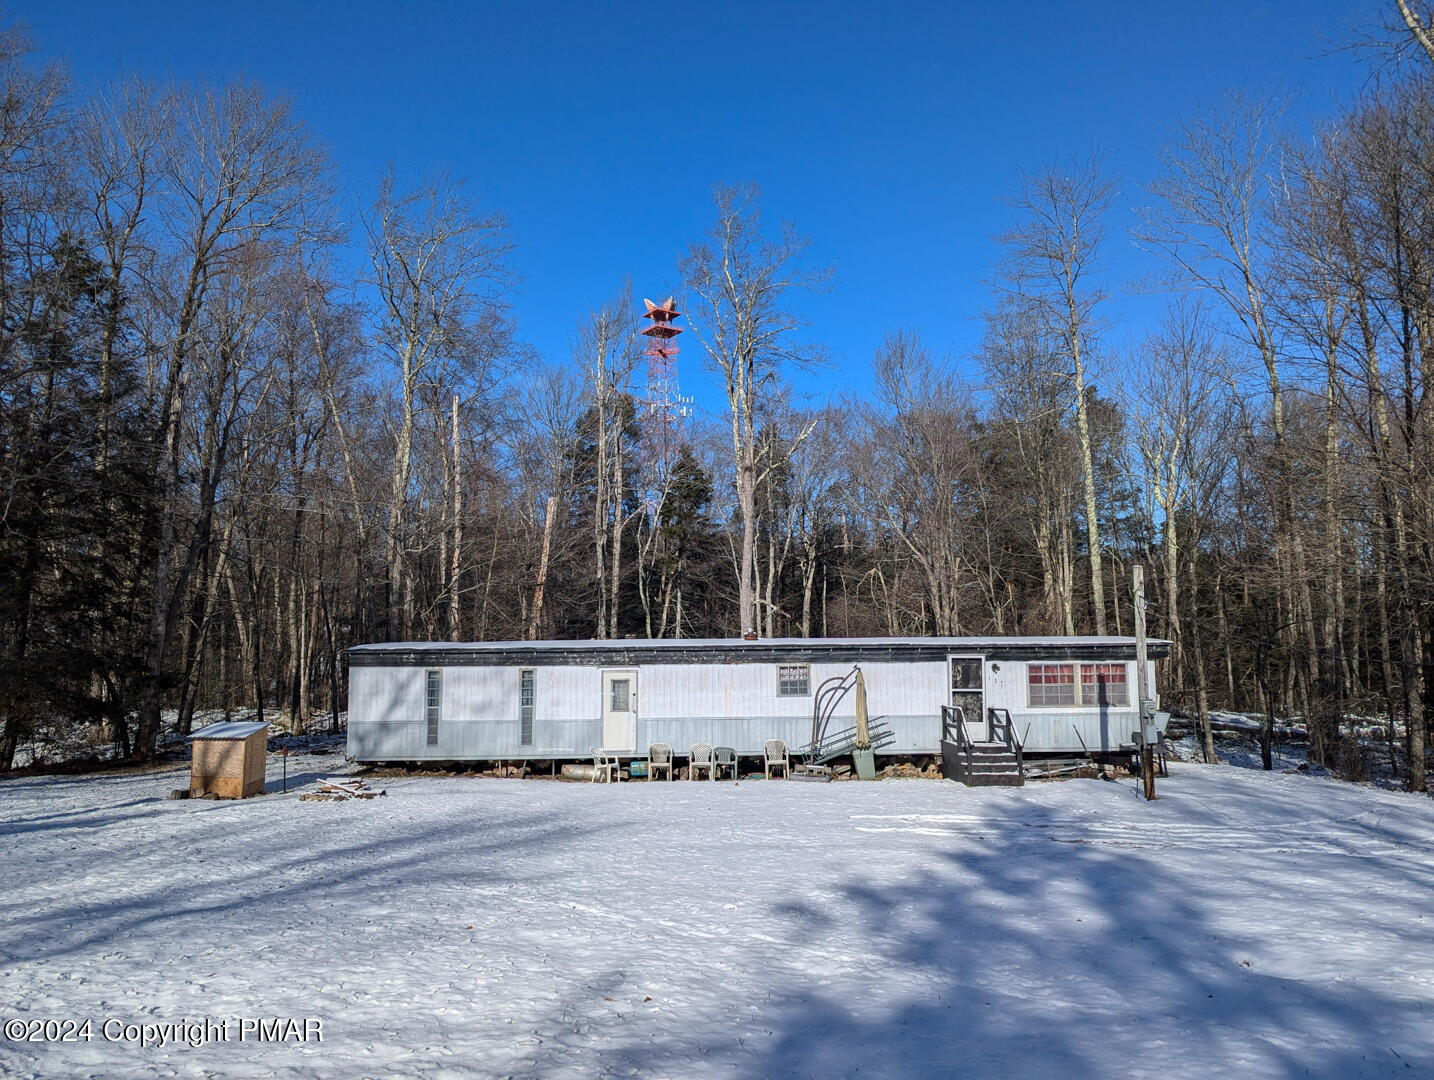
top-left (1270, 128), bottom-right (1364, 766)
top-left (76, 77), bottom-right (163, 469)
top-left (980, 300), bottom-right (1082, 635)
top-left (680, 182), bottom-right (831, 636)
top-left (573, 284), bottom-right (641, 638)
top-left (364, 168), bottom-right (513, 641)
top-left (785, 406), bottom-right (843, 637)
top-left (1333, 85), bottom-right (1434, 791)
top-left (509, 364), bottom-right (582, 640)
top-left (1139, 93), bottom-right (1289, 440)
top-left (1139, 92), bottom-right (1326, 747)
top-left (1130, 300), bottom-right (1232, 763)
top-left (1395, 1), bottom-right (1434, 62)
top-left (997, 153), bottom-right (1116, 634)
top-left (854, 330), bottom-right (976, 635)
top-left (133, 79), bottom-right (328, 759)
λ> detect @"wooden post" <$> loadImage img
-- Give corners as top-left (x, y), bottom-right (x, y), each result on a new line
top-left (1134, 564), bottom-right (1156, 800)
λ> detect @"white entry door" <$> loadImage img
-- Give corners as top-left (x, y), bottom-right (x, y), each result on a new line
top-left (601, 670), bottom-right (637, 751)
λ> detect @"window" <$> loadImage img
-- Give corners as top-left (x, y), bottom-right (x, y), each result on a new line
top-left (1082, 662), bottom-right (1129, 706)
top-left (1027, 662), bottom-right (1130, 707)
top-left (609, 678), bottom-right (630, 713)
top-left (777, 664), bottom-right (811, 697)
top-left (1027, 663), bottom-right (1076, 707)
top-left (950, 657), bottom-right (983, 694)
top-left (519, 669), bottom-right (535, 746)
top-left (425, 670), bottom-right (442, 746)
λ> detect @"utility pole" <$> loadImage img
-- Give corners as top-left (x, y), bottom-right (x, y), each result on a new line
top-left (1134, 564), bottom-right (1156, 800)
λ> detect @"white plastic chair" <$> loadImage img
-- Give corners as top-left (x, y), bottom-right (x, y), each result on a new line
top-left (648, 742), bottom-right (673, 781)
top-left (688, 742), bottom-right (714, 781)
top-left (764, 739), bottom-right (790, 780)
top-left (590, 747), bottom-right (618, 783)
top-left (713, 745), bottom-right (738, 781)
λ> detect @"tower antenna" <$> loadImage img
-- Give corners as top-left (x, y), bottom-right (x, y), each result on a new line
top-left (638, 296), bottom-right (692, 469)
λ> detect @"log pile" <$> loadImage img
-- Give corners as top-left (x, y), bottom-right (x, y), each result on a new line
top-left (878, 761), bottom-right (941, 779)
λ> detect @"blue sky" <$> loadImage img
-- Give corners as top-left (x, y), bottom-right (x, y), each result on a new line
top-left (13, 0), bottom-right (1376, 412)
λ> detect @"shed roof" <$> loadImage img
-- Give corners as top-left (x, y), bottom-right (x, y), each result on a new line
top-left (190, 721), bottom-right (269, 741)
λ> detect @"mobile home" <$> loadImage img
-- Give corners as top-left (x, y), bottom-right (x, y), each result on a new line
top-left (346, 636), bottom-right (1168, 764)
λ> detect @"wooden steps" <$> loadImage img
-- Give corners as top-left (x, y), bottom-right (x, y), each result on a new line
top-left (940, 739), bottom-right (1025, 787)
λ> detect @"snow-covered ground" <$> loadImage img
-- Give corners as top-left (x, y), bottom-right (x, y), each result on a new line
top-left (2, 755), bottom-right (1432, 1079)
top-left (8, 709), bottom-right (343, 770)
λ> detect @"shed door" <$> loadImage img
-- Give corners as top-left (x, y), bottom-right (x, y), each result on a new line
top-left (601, 670), bottom-right (637, 751)
top-left (949, 656), bottom-right (987, 742)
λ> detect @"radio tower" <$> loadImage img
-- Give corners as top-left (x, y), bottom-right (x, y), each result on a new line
top-left (639, 296), bottom-right (691, 468)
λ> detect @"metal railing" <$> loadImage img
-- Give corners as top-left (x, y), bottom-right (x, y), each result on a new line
top-left (809, 667), bottom-right (859, 755)
top-left (988, 707), bottom-right (1025, 778)
top-left (806, 666), bottom-right (893, 764)
top-left (941, 705), bottom-right (972, 776)
top-left (810, 722), bottom-right (896, 764)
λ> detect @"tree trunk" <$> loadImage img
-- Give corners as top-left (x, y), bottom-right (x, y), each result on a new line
top-left (1187, 552), bottom-right (1216, 763)
top-left (738, 449), bottom-right (758, 635)
top-left (1058, 515), bottom-right (1075, 636)
top-left (134, 363), bottom-right (190, 757)
top-left (1396, 0), bottom-right (1434, 63)
top-left (528, 495), bottom-right (558, 640)
top-left (1256, 642), bottom-right (1274, 771)
top-left (385, 356), bottom-right (415, 642)
top-left (608, 422), bottom-right (625, 639)
top-left (593, 396), bottom-right (609, 639)
top-left (1163, 501), bottom-right (1182, 691)
top-left (800, 540), bottom-right (817, 638)
top-left (1216, 571), bottom-right (1237, 708)
top-left (1405, 626), bottom-right (1427, 793)
top-left (1071, 357), bottom-right (1107, 634)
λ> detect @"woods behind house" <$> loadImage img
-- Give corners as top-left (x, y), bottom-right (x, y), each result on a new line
top-left (1, 13), bottom-right (1431, 790)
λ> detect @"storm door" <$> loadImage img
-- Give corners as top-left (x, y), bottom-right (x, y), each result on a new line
top-left (949, 656), bottom-right (987, 742)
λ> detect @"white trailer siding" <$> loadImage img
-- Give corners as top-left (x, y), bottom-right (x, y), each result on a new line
top-left (981, 658), bottom-right (1024, 712)
top-left (634, 660), bottom-right (948, 755)
top-left (347, 664), bottom-right (428, 760)
top-left (348, 665), bottom-right (603, 761)
top-left (984, 658), bottom-right (1154, 753)
top-left (636, 660), bottom-right (945, 721)
top-left (350, 660), bottom-right (947, 760)
top-left (345, 637), bottom-right (1169, 762)
top-left (441, 666), bottom-right (601, 759)
top-left (1008, 709), bottom-right (1135, 752)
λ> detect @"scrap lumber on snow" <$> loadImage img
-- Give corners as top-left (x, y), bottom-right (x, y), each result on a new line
top-left (300, 777), bottom-right (386, 802)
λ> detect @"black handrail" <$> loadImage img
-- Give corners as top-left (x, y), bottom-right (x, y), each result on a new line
top-left (941, 705), bottom-right (973, 777)
top-left (988, 707), bottom-right (1025, 779)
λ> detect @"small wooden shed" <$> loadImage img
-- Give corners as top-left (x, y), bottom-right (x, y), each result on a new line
top-left (190, 721), bottom-right (268, 799)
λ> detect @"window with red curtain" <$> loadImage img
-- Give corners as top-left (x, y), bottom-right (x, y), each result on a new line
top-left (1027, 661), bottom-right (1130, 706)
top-left (1027, 662), bottom-right (1076, 706)
top-left (1081, 663), bottom-right (1129, 706)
